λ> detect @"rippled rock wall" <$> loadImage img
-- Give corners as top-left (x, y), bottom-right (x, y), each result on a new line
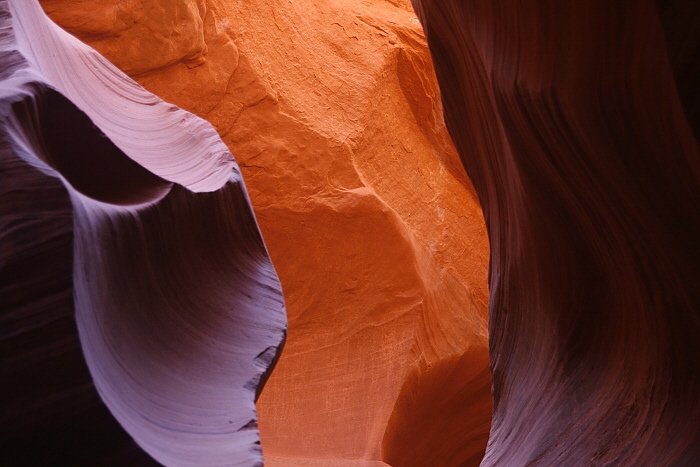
top-left (1, 1), bottom-right (286, 465)
top-left (411, 0), bottom-right (700, 464)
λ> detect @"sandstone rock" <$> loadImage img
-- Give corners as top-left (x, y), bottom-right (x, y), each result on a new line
top-left (39, 0), bottom-right (492, 465)
top-left (1, 1), bottom-right (285, 465)
top-left (412, 0), bottom-right (700, 464)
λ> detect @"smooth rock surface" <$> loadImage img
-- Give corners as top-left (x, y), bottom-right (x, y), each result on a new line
top-left (1, 1), bottom-right (286, 465)
top-left (412, 0), bottom-right (700, 464)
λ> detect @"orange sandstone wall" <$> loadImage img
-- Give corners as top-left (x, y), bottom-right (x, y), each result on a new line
top-left (41, 0), bottom-right (491, 464)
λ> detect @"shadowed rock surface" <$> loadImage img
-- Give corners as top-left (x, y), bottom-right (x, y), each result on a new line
top-left (1, 1), bottom-right (286, 465)
top-left (411, 0), bottom-right (700, 465)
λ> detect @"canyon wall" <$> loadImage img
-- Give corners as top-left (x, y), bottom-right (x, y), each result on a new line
top-left (5, 0), bottom-right (493, 465)
top-left (411, 0), bottom-right (700, 464)
top-left (5, 0), bottom-right (696, 465)
top-left (40, 0), bottom-right (493, 465)
top-left (1, 1), bottom-right (285, 465)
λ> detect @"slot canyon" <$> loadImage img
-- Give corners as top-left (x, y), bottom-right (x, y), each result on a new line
top-left (1, 0), bottom-right (698, 466)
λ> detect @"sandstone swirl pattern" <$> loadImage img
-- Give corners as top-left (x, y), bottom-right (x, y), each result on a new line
top-left (0, 1), bottom-right (286, 465)
top-left (411, 0), bottom-right (700, 465)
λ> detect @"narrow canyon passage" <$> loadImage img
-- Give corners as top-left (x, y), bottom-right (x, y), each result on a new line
top-left (5, 0), bottom-right (493, 465)
top-left (2, 0), bottom-right (698, 465)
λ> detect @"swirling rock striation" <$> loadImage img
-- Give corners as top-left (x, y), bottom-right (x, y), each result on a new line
top-left (0, 0), bottom-right (286, 465)
top-left (412, 0), bottom-right (700, 465)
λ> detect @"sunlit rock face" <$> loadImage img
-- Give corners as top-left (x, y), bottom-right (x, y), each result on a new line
top-left (1, 1), bottom-right (286, 465)
top-left (39, 0), bottom-right (493, 465)
top-left (411, 0), bottom-right (700, 465)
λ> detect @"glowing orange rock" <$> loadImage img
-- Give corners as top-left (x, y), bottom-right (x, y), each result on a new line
top-left (41, 0), bottom-right (492, 464)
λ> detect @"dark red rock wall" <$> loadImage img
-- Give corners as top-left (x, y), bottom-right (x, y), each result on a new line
top-left (411, 0), bottom-right (700, 464)
top-left (656, 0), bottom-right (700, 143)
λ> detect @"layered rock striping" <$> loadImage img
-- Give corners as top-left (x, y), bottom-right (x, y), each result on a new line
top-left (1, 1), bottom-right (286, 465)
top-left (412, 0), bottom-right (700, 464)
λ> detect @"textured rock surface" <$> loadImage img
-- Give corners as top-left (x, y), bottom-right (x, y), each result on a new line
top-left (39, 0), bottom-right (493, 465)
top-left (1, 1), bottom-right (286, 465)
top-left (412, 0), bottom-right (700, 465)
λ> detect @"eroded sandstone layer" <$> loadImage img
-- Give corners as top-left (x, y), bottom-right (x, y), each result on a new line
top-left (1, 1), bottom-right (286, 465)
top-left (412, 0), bottom-right (700, 464)
top-left (39, 0), bottom-right (493, 465)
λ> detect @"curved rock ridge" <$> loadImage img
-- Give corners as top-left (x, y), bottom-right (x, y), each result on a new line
top-left (39, 0), bottom-right (494, 464)
top-left (1, 1), bottom-right (286, 465)
top-left (412, 0), bottom-right (700, 465)
top-left (13, 0), bottom-right (234, 193)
